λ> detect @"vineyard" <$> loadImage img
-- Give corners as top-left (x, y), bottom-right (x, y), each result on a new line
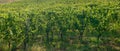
top-left (0, 0), bottom-right (120, 51)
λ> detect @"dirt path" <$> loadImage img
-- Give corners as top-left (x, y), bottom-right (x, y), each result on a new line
top-left (0, 0), bottom-right (17, 4)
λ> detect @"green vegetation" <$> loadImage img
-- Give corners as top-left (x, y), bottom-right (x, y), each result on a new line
top-left (0, 0), bottom-right (120, 51)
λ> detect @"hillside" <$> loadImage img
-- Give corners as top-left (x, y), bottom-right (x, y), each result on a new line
top-left (0, 0), bottom-right (120, 51)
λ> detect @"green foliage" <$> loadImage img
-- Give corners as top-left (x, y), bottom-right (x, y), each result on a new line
top-left (0, 0), bottom-right (120, 51)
